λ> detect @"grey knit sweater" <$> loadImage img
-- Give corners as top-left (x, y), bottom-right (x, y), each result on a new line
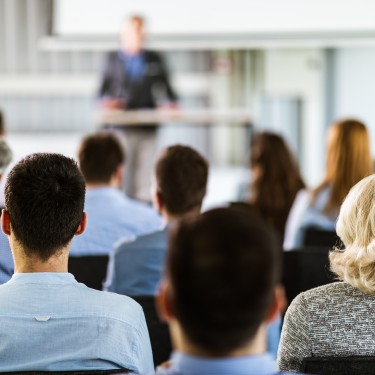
top-left (278, 282), bottom-right (375, 372)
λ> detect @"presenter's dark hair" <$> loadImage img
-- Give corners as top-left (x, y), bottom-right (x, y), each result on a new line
top-left (78, 132), bottom-right (125, 184)
top-left (5, 153), bottom-right (86, 260)
top-left (155, 145), bottom-right (208, 215)
top-left (166, 207), bottom-right (281, 354)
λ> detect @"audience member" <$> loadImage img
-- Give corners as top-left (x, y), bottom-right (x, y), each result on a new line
top-left (239, 132), bottom-right (304, 243)
top-left (284, 118), bottom-right (372, 249)
top-left (106, 145), bottom-right (208, 296)
top-left (70, 132), bottom-right (161, 256)
top-left (154, 207), bottom-right (300, 375)
top-left (279, 174), bottom-right (375, 372)
top-left (0, 153), bottom-right (153, 372)
top-left (0, 140), bottom-right (13, 284)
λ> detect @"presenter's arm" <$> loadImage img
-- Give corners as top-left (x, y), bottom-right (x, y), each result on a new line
top-left (98, 52), bottom-right (126, 109)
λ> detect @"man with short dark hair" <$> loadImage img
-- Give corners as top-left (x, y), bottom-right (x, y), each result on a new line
top-left (70, 132), bottom-right (161, 256)
top-left (155, 207), bottom-right (299, 375)
top-left (0, 153), bottom-right (153, 372)
top-left (106, 144), bottom-right (208, 296)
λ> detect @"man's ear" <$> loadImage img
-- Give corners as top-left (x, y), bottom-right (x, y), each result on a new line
top-left (1, 209), bottom-right (11, 236)
top-left (265, 285), bottom-right (287, 323)
top-left (75, 212), bottom-right (87, 236)
top-left (156, 280), bottom-right (174, 323)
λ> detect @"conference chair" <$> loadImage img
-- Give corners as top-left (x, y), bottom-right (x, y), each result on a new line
top-left (68, 255), bottom-right (109, 290)
top-left (132, 295), bottom-right (172, 366)
top-left (303, 356), bottom-right (375, 375)
top-left (283, 247), bottom-right (335, 307)
top-left (303, 227), bottom-right (343, 249)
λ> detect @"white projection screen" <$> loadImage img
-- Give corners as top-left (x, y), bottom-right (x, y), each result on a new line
top-left (53, 0), bottom-right (375, 36)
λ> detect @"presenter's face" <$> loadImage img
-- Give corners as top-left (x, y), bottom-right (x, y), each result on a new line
top-left (121, 19), bottom-right (143, 53)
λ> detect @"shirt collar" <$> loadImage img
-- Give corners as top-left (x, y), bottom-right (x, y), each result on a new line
top-left (8, 272), bottom-right (77, 285)
top-left (168, 351), bottom-right (278, 375)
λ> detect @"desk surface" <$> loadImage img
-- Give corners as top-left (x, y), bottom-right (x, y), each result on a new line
top-left (97, 108), bottom-right (253, 126)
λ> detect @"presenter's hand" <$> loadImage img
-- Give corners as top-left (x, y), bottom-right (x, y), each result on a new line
top-left (101, 98), bottom-right (127, 110)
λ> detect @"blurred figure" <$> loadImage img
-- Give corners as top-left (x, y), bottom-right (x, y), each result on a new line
top-left (99, 15), bottom-right (178, 201)
top-left (106, 145), bottom-right (208, 297)
top-left (0, 140), bottom-right (12, 182)
top-left (284, 119), bottom-right (372, 249)
top-left (70, 132), bottom-right (161, 257)
top-left (239, 132), bottom-right (305, 243)
top-left (0, 139), bottom-right (13, 285)
top-left (155, 207), bottom-right (298, 375)
top-left (279, 174), bottom-right (375, 372)
top-left (0, 110), bottom-right (5, 137)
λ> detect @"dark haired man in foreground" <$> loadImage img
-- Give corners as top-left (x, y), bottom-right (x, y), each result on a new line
top-left (106, 144), bottom-right (208, 297)
top-left (0, 153), bottom-right (153, 372)
top-left (155, 207), bottom-right (301, 375)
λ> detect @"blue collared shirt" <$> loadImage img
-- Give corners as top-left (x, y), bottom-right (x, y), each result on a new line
top-left (0, 272), bottom-right (154, 373)
top-left (106, 228), bottom-right (168, 296)
top-left (156, 351), bottom-right (296, 375)
top-left (0, 231), bottom-right (13, 283)
top-left (119, 51), bottom-right (146, 80)
top-left (70, 187), bottom-right (162, 256)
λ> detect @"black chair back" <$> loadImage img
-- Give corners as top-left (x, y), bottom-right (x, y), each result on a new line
top-left (303, 356), bottom-right (375, 374)
top-left (283, 247), bottom-right (335, 306)
top-left (68, 255), bottom-right (109, 290)
top-left (132, 295), bottom-right (172, 367)
top-left (303, 227), bottom-right (343, 249)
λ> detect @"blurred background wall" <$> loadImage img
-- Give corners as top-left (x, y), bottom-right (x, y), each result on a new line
top-left (1, 0), bottom-right (375, 187)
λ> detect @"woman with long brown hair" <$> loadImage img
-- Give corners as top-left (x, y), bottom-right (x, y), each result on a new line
top-left (284, 118), bottom-right (373, 249)
top-left (248, 132), bottom-right (305, 241)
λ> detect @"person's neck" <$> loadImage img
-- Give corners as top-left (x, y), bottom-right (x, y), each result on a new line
top-left (12, 243), bottom-right (69, 273)
top-left (86, 181), bottom-right (119, 190)
top-left (170, 321), bottom-right (267, 359)
top-left (161, 207), bottom-right (201, 223)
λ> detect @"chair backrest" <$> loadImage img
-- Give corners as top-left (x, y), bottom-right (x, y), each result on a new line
top-left (0, 370), bottom-right (129, 375)
top-left (303, 356), bottom-right (375, 375)
top-left (68, 255), bottom-right (109, 290)
top-left (132, 295), bottom-right (172, 367)
top-left (283, 247), bottom-right (335, 306)
top-left (303, 227), bottom-right (343, 249)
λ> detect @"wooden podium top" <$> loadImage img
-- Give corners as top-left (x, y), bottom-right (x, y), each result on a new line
top-left (97, 108), bottom-right (253, 126)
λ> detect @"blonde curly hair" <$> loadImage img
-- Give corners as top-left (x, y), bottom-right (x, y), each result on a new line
top-left (330, 174), bottom-right (375, 293)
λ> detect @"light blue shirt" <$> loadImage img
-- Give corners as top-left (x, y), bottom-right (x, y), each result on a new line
top-left (0, 272), bottom-right (154, 373)
top-left (155, 351), bottom-right (296, 375)
top-left (0, 231), bottom-right (13, 283)
top-left (106, 228), bottom-right (167, 296)
top-left (284, 186), bottom-right (337, 250)
top-left (70, 187), bottom-right (162, 256)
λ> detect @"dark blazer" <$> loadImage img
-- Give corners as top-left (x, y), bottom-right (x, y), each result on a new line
top-left (98, 50), bottom-right (177, 109)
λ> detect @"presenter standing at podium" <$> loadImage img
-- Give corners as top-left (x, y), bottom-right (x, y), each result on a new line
top-left (98, 15), bottom-right (178, 201)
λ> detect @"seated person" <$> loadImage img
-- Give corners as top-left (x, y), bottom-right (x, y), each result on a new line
top-left (284, 118), bottom-right (372, 249)
top-left (278, 174), bottom-right (375, 372)
top-left (70, 132), bottom-right (161, 256)
top-left (0, 139), bottom-right (13, 284)
top-left (0, 153), bottom-right (153, 372)
top-left (106, 145), bottom-right (208, 296)
top-left (154, 207), bottom-right (300, 375)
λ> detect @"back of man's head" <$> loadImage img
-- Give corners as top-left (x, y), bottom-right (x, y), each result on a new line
top-left (165, 207), bottom-right (281, 355)
top-left (5, 153), bottom-right (85, 261)
top-left (78, 132), bottom-right (125, 185)
top-left (155, 145), bottom-right (208, 215)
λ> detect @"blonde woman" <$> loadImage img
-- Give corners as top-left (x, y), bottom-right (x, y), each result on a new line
top-left (284, 118), bottom-right (372, 249)
top-left (278, 174), bottom-right (375, 372)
